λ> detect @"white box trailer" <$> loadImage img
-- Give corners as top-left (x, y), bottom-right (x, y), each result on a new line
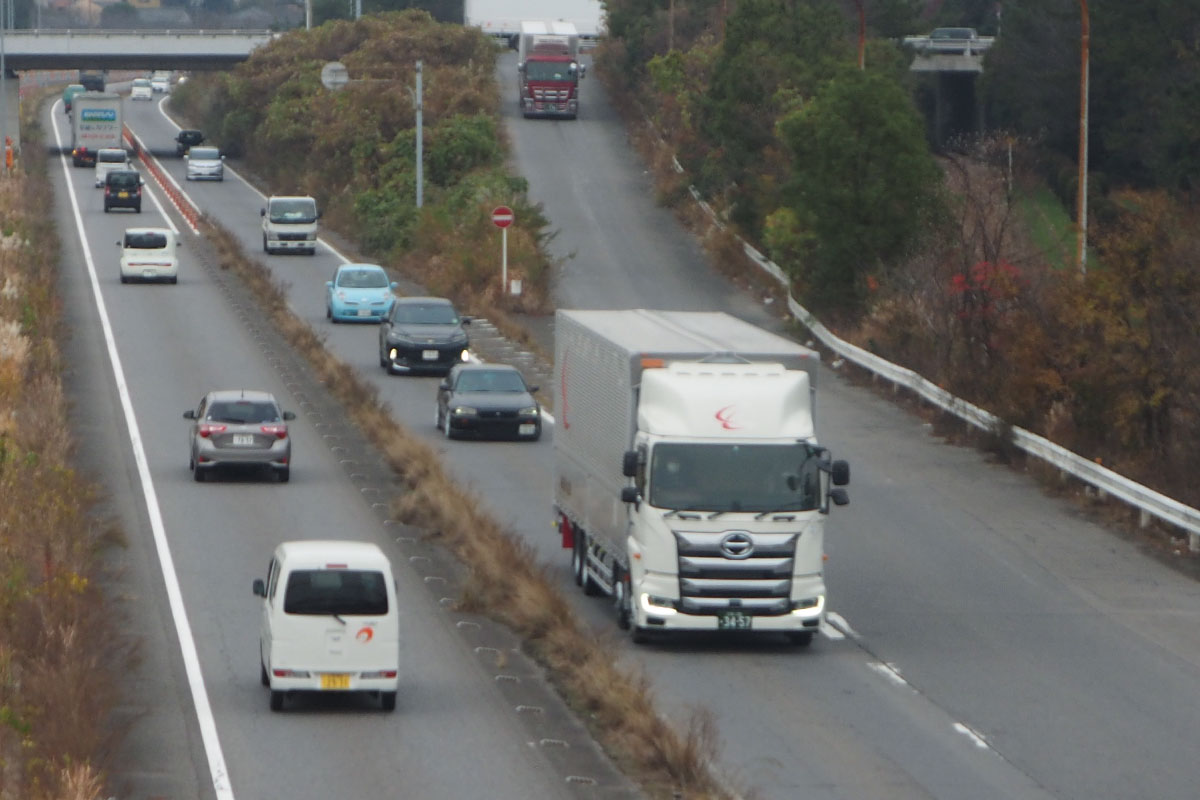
top-left (70, 92), bottom-right (123, 167)
top-left (465, 0), bottom-right (605, 41)
top-left (554, 309), bottom-right (849, 645)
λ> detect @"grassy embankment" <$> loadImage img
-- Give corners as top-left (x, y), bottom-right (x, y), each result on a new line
top-left (0, 91), bottom-right (123, 800)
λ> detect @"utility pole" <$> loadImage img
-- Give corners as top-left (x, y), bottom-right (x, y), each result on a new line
top-left (1076, 0), bottom-right (1090, 275)
top-left (415, 60), bottom-right (422, 208)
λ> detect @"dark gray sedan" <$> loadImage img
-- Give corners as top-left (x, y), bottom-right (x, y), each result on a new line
top-left (183, 389), bottom-right (296, 482)
top-left (435, 363), bottom-right (541, 441)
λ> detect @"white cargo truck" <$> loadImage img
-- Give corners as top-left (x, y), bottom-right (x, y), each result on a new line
top-left (71, 92), bottom-right (123, 168)
top-left (465, 0), bottom-right (605, 42)
top-left (554, 309), bottom-right (850, 645)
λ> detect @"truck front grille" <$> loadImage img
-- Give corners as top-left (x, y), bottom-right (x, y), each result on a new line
top-left (674, 530), bottom-right (796, 616)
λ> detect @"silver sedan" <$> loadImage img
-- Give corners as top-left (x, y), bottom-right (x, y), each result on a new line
top-left (183, 389), bottom-right (295, 482)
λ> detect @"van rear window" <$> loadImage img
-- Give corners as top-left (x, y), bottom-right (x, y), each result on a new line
top-left (283, 570), bottom-right (388, 615)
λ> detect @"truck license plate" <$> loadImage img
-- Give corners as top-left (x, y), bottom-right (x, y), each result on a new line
top-left (717, 610), bottom-right (752, 630)
top-left (320, 673), bottom-right (350, 690)
top-left (422, 349), bottom-right (438, 360)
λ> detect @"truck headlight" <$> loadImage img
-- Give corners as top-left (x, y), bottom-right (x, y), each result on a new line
top-left (791, 595), bottom-right (825, 612)
top-left (641, 594), bottom-right (678, 614)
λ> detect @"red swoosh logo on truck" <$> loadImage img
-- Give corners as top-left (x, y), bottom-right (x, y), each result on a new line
top-left (356, 627), bottom-right (374, 643)
top-left (716, 406), bottom-right (740, 430)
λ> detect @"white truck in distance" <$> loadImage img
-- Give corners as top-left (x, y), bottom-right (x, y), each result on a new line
top-left (70, 92), bottom-right (123, 168)
top-left (554, 309), bottom-right (850, 645)
top-left (517, 21), bottom-right (584, 119)
top-left (464, 0), bottom-right (605, 41)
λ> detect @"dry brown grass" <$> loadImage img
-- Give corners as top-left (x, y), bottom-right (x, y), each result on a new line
top-left (202, 218), bottom-right (732, 798)
top-left (0, 94), bottom-right (123, 800)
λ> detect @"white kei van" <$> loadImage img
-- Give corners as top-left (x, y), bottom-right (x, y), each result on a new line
top-left (261, 195), bottom-right (320, 255)
top-left (117, 227), bottom-right (178, 284)
top-left (253, 540), bottom-right (400, 712)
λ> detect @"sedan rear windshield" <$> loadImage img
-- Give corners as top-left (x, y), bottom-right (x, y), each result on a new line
top-left (283, 570), bottom-right (388, 616)
top-left (206, 400), bottom-right (280, 424)
top-left (124, 232), bottom-right (168, 249)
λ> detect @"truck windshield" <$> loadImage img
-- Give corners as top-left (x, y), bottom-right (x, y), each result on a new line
top-left (648, 442), bottom-right (821, 513)
top-left (269, 200), bottom-right (317, 224)
top-left (525, 61), bottom-right (576, 81)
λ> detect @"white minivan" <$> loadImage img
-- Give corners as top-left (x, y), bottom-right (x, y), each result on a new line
top-left (261, 195), bottom-right (320, 255)
top-left (253, 540), bottom-right (400, 712)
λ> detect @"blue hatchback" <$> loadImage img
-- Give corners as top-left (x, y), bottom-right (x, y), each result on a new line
top-left (325, 264), bottom-right (399, 323)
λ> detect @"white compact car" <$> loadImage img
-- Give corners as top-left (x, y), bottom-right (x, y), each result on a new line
top-left (253, 540), bottom-right (400, 712)
top-left (117, 227), bottom-right (179, 284)
top-left (94, 148), bottom-right (132, 187)
top-left (150, 71), bottom-right (171, 93)
top-left (130, 78), bottom-right (153, 101)
top-left (184, 146), bottom-right (225, 181)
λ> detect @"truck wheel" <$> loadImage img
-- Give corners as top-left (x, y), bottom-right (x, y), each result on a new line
top-left (260, 661), bottom-right (269, 687)
top-left (269, 691), bottom-right (284, 711)
top-left (380, 691), bottom-right (397, 712)
top-left (787, 631), bottom-right (815, 647)
top-left (614, 570), bottom-right (631, 628)
top-left (571, 531), bottom-right (585, 586)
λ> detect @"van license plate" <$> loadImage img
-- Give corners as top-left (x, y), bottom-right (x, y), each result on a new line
top-left (717, 610), bottom-right (752, 630)
top-left (422, 350), bottom-right (438, 360)
top-left (321, 673), bottom-right (351, 690)
top-left (232, 434), bottom-right (254, 446)
top-left (117, 191), bottom-right (129, 198)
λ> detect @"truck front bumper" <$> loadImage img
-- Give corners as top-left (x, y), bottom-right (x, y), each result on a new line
top-left (522, 98), bottom-right (579, 118)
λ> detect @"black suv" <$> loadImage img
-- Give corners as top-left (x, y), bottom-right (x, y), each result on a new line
top-left (103, 170), bottom-right (143, 213)
top-left (378, 297), bottom-right (472, 374)
top-left (175, 129), bottom-right (204, 156)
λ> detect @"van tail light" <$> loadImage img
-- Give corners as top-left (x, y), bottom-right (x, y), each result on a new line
top-left (272, 668), bottom-right (311, 678)
top-left (198, 423), bottom-right (226, 438)
top-left (361, 670), bottom-right (398, 679)
top-left (261, 424), bottom-right (288, 439)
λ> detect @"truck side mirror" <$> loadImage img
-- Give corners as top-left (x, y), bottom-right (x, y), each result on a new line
top-left (831, 460), bottom-right (850, 486)
top-left (621, 450), bottom-right (638, 477)
top-left (620, 486), bottom-right (640, 505)
top-left (517, 61), bottom-right (525, 72)
top-left (829, 488), bottom-right (849, 507)
top-left (252, 579), bottom-right (266, 597)
top-left (260, 208), bottom-right (266, 217)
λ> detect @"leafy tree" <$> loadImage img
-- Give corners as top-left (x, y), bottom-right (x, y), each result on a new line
top-left (773, 67), bottom-right (944, 311)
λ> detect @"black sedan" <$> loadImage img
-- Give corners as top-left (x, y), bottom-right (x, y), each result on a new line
top-left (379, 297), bottom-right (471, 374)
top-left (435, 363), bottom-right (541, 441)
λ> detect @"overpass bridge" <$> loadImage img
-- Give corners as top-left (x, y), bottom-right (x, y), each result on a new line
top-left (1, 28), bottom-right (274, 161)
top-left (1, 29), bottom-right (276, 71)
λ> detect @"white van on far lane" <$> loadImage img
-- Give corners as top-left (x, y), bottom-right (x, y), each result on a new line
top-left (253, 540), bottom-right (400, 712)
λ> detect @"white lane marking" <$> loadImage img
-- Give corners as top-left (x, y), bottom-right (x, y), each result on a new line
top-left (869, 660), bottom-right (914, 690)
top-left (869, 658), bottom-right (996, 755)
top-left (51, 99), bottom-right (237, 800)
top-left (154, 98), bottom-right (351, 262)
top-left (954, 722), bottom-right (991, 750)
top-left (824, 610), bottom-right (855, 638)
